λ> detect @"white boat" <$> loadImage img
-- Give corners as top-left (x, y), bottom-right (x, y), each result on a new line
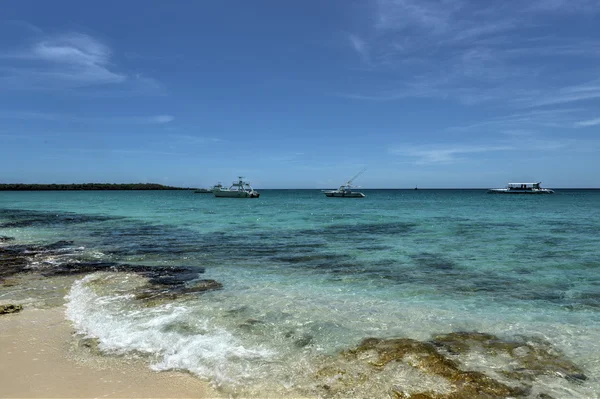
top-left (488, 182), bottom-right (554, 194)
top-left (214, 177), bottom-right (260, 198)
top-left (323, 169), bottom-right (366, 198)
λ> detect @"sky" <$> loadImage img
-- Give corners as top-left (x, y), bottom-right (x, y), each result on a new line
top-left (1, 0), bottom-right (599, 188)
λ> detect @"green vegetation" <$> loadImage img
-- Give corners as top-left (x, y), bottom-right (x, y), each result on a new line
top-left (0, 183), bottom-right (191, 191)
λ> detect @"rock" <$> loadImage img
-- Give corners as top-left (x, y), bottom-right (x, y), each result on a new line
top-left (294, 334), bottom-right (314, 348)
top-left (0, 235), bottom-right (15, 242)
top-left (1, 278), bottom-right (18, 287)
top-left (565, 373), bottom-right (587, 383)
top-left (330, 336), bottom-right (529, 398)
top-left (133, 279), bottom-right (222, 303)
top-left (431, 331), bottom-right (586, 382)
top-left (79, 337), bottom-right (100, 350)
top-left (0, 304), bottom-right (23, 314)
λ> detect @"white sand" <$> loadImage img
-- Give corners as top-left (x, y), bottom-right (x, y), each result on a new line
top-left (0, 306), bottom-right (220, 398)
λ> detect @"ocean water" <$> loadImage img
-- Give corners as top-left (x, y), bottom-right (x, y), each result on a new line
top-left (1, 189), bottom-right (600, 397)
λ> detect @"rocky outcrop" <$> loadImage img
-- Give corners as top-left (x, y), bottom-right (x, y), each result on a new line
top-left (313, 331), bottom-right (587, 398)
top-left (348, 337), bottom-right (524, 398)
top-left (0, 304), bottom-right (23, 315)
top-left (0, 240), bottom-right (222, 302)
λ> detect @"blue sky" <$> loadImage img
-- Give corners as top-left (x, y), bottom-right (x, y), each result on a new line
top-left (1, 0), bottom-right (599, 188)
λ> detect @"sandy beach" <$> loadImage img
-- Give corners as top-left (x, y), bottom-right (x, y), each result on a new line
top-left (0, 305), bottom-right (219, 398)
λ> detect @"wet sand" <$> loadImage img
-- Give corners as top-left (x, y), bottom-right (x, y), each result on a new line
top-left (0, 306), bottom-right (220, 398)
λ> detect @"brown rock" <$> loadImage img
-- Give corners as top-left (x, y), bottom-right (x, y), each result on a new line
top-left (0, 304), bottom-right (23, 315)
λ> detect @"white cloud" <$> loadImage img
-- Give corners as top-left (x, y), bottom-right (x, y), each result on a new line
top-left (388, 135), bottom-right (590, 164)
top-left (342, 0), bottom-right (600, 112)
top-left (389, 144), bottom-right (514, 164)
top-left (151, 115), bottom-right (174, 124)
top-left (374, 0), bottom-right (460, 33)
top-left (447, 108), bottom-right (585, 133)
top-left (529, 0), bottom-right (600, 13)
top-left (347, 33), bottom-right (370, 64)
top-left (0, 111), bottom-right (174, 125)
top-left (1, 29), bottom-right (163, 94)
top-left (575, 117), bottom-right (600, 127)
top-left (519, 82), bottom-right (600, 107)
top-left (1, 32), bottom-right (126, 88)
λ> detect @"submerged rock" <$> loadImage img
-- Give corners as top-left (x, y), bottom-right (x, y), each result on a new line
top-left (344, 337), bottom-right (525, 398)
top-left (431, 331), bottom-right (586, 383)
top-left (0, 240), bottom-right (222, 304)
top-left (0, 240), bottom-right (80, 281)
top-left (314, 330), bottom-right (587, 399)
top-left (0, 235), bottom-right (15, 242)
top-left (133, 279), bottom-right (222, 303)
top-left (0, 304), bottom-right (23, 314)
top-left (78, 337), bottom-right (101, 353)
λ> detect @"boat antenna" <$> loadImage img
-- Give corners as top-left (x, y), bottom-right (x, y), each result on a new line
top-left (346, 168), bottom-right (367, 185)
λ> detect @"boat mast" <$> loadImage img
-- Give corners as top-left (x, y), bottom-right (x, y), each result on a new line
top-left (345, 168), bottom-right (367, 186)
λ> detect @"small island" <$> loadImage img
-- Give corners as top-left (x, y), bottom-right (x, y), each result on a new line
top-left (0, 183), bottom-right (191, 191)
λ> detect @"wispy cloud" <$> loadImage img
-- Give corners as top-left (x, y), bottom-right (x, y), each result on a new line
top-left (389, 144), bottom-right (514, 164)
top-left (1, 32), bottom-right (125, 88)
top-left (342, 1), bottom-right (600, 111)
top-left (0, 111), bottom-right (174, 125)
top-left (150, 115), bottom-right (174, 124)
top-left (1, 27), bottom-right (160, 93)
top-left (387, 135), bottom-right (593, 164)
top-left (529, 0), bottom-right (600, 13)
top-left (447, 108), bottom-right (586, 133)
top-left (2, 20), bottom-right (44, 34)
top-left (164, 134), bottom-right (223, 145)
top-left (521, 81), bottom-right (600, 107)
top-left (347, 33), bottom-right (371, 65)
top-left (374, 0), bottom-right (460, 33)
top-left (575, 117), bottom-right (600, 127)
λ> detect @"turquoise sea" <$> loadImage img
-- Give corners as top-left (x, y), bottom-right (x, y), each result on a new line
top-left (1, 189), bottom-right (600, 397)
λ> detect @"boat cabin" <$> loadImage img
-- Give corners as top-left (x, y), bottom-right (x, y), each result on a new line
top-left (508, 182), bottom-right (541, 190)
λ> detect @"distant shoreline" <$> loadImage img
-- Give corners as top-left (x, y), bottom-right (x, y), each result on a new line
top-left (0, 183), bottom-right (191, 191)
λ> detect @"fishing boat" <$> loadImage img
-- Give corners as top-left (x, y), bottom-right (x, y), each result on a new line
top-left (488, 182), bottom-right (554, 194)
top-left (214, 177), bottom-right (260, 198)
top-left (323, 169), bottom-right (366, 198)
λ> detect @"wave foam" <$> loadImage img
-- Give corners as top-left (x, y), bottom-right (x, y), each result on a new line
top-left (65, 273), bottom-right (274, 387)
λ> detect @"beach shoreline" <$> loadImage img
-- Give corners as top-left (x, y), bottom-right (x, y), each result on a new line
top-left (0, 301), bottom-right (219, 398)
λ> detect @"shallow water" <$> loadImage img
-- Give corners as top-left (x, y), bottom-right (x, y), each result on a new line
top-left (1, 189), bottom-right (600, 397)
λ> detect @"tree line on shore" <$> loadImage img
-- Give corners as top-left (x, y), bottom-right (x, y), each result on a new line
top-left (0, 183), bottom-right (191, 191)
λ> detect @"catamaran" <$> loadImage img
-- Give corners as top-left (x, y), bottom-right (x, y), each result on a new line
top-left (214, 177), bottom-right (260, 198)
top-left (323, 169), bottom-right (366, 198)
top-left (488, 182), bottom-right (554, 194)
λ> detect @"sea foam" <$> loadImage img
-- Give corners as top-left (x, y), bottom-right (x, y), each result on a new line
top-left (65, 273), bottom-right (274, 387)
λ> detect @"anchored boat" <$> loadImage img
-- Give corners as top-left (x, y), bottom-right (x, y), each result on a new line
top-left (488, 182), bottom-right (554, 194)
top-left (214, 177), bottom-right (260, 198)
top-left (323, 169), bottom-right (366, 198)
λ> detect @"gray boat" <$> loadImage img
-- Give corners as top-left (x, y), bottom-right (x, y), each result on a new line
top-left (488, 182), bottom-right (554, 194)
top-left (323, 169), bottom-right (366, 198)
top-left (214, 177), bottom-right (260, 198)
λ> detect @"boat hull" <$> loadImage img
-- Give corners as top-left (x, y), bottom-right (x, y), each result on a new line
top-left (324, 192), bottom-right (365, 198)
top-left (214, 190), bottom-right (260, 198)
top-left (487, 189), bottom-right (554, 194)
